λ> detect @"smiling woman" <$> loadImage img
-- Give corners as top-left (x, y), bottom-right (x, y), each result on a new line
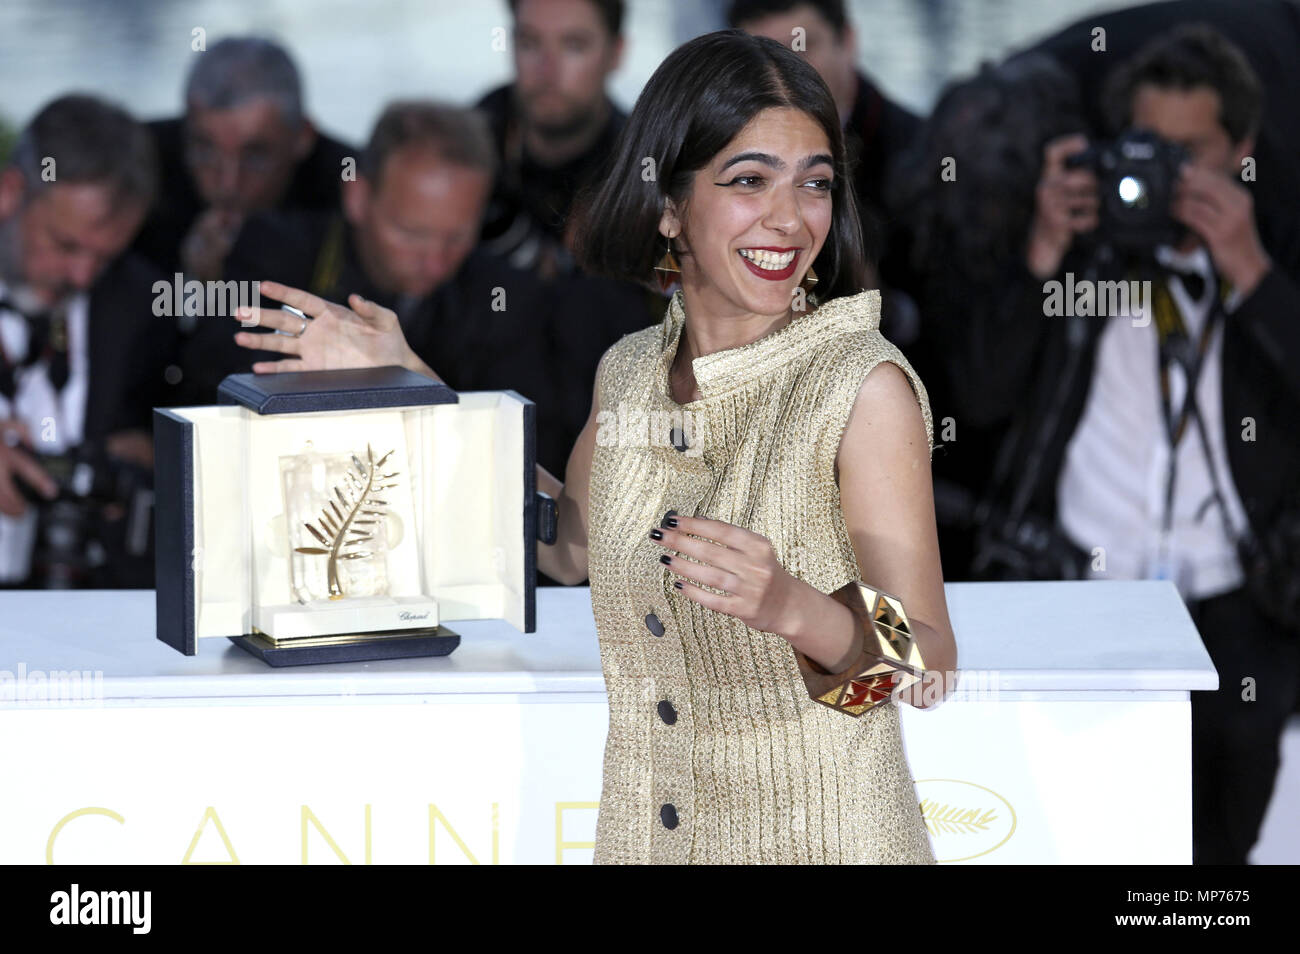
top-left (564, 28), bottom-right (955, 864)
top-left (231, 28), bottom-right (957, 866)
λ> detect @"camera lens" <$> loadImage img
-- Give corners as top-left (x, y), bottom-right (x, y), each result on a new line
top-left (1118, 175), bottom-right (1148, 208)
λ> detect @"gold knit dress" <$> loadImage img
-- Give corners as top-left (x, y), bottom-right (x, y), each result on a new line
top-left (587, 287), bottom-right (937, 864)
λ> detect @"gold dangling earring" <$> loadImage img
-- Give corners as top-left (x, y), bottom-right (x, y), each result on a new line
top-left (799, 265), bottom-right (819, 290)
top-left (654, 235), bottom-right (681, 293)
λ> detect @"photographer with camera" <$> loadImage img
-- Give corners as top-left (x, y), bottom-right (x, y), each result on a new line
top-left (922, 24), bottom-right (1299, 865)
top-left (0, 95), bottom-right (181, 589)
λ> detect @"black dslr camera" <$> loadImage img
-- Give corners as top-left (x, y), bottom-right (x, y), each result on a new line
top-left (969, 507), bottom-right (1092, 582)
top-left (13, 441), bottom-right (155, 588)
top-left (1066, 128), bottom-right (1191, 252)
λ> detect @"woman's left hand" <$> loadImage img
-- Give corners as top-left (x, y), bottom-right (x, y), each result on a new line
top-left (651, 515), bottom-right (811, 637)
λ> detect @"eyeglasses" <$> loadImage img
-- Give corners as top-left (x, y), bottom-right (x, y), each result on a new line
top-left (184, 139), bottom-right (279, 176)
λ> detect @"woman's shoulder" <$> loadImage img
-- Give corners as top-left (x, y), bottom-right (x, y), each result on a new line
top-left (803, 323), bottom-right (934, 456)
top-left (598, 322), bottom-right (662, 373)
top-left (808, 288), bottom-right (882, 332)
top-left (591, 322), bottom-right (663, 402)
top-left (798, 289), bottom-right (913, 377)
top-left (605, 319), bottom-right (663, 360)
top-left (804, 315), bottom-right (918, 383)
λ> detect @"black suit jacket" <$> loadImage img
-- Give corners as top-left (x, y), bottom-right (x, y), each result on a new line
top-left (9, 252), bottom-right (185, 589)
top-left (83, 251), bottom-right (185, 440)
top-left (845, 70), bottom-right (922, 295)
top-left (934, 245), bottom-right (1300, 571)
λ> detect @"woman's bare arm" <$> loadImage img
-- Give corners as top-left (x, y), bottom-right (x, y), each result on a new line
top-left (785, 361), bottom-right (958, 708)
top-left (837, 361), bottom-right (958, 707)
top-left (535, 358), bottom-right (602, 585)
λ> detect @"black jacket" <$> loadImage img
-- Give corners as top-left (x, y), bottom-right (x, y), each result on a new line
top-left (84, 251), bottom-right (186, 438)
top-left (933, 248), bottom-right (1300, 571)
top-left (844, 70), bottom-right (922, 298)
top-left (8, 252), bottom-right (184, 589)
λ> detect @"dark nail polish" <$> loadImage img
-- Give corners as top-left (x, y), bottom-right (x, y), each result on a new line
top-left (673, 580), bottom-right (683, 589)
top-left (659, 554), bottom-right (672, 565)
top-left (665, 517), bottom-right (678, 528)
top-left (649, 528), bottom-right (664, 540)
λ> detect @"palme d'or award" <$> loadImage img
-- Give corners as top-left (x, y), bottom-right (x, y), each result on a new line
top-left (251, 434), bottom-right (441, 651)
top-left (288, 443), bottom-right (399, 602)
top-left (153, 366), bottom-right (553, 667)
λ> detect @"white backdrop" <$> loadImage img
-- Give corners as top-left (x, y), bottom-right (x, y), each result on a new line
top-left (0, 581), bottom-right (1235, 864)
top-left (2, 692), bottom-right (1193, 864)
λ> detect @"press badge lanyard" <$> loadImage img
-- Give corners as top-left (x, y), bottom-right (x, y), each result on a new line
top-left (1152, 274), bottom-right (1235, 577)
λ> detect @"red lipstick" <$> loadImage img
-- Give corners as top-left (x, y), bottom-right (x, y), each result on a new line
top-left (737, 247), bottom-right (800, 282)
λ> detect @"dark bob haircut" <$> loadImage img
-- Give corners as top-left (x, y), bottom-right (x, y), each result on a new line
top-left (570, 29), bottom-right (868, 300)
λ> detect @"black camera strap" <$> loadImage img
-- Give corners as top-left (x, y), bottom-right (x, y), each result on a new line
top-left (1160, 280), bottom-right (1294, 625)
top-left (1151, 271), bottom-right (1244, 559)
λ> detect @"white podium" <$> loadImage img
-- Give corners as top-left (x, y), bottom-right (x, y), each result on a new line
top-left (0, 580), bottom-right (1215, 864)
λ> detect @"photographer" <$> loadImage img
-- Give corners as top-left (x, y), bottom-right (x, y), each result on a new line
top-left (131, 36), bottom-right (353, 283)
top-left (927, 25), bottom-right (1299, 865)
top-left (0, 95), bottom-right (180, 589)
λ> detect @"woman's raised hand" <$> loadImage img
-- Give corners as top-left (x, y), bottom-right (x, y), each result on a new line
top-left (231, 280), bottom-right (443, 382)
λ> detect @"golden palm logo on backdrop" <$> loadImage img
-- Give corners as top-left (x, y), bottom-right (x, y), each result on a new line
top-left (914, 779), bottom-right (1017, 862)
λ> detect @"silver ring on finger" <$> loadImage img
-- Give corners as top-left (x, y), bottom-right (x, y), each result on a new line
top-left (273, 304), bottom-right (312, 337)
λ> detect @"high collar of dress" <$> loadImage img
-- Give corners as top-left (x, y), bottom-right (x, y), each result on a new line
top-left (657, 287), bottom-right (881, 401)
